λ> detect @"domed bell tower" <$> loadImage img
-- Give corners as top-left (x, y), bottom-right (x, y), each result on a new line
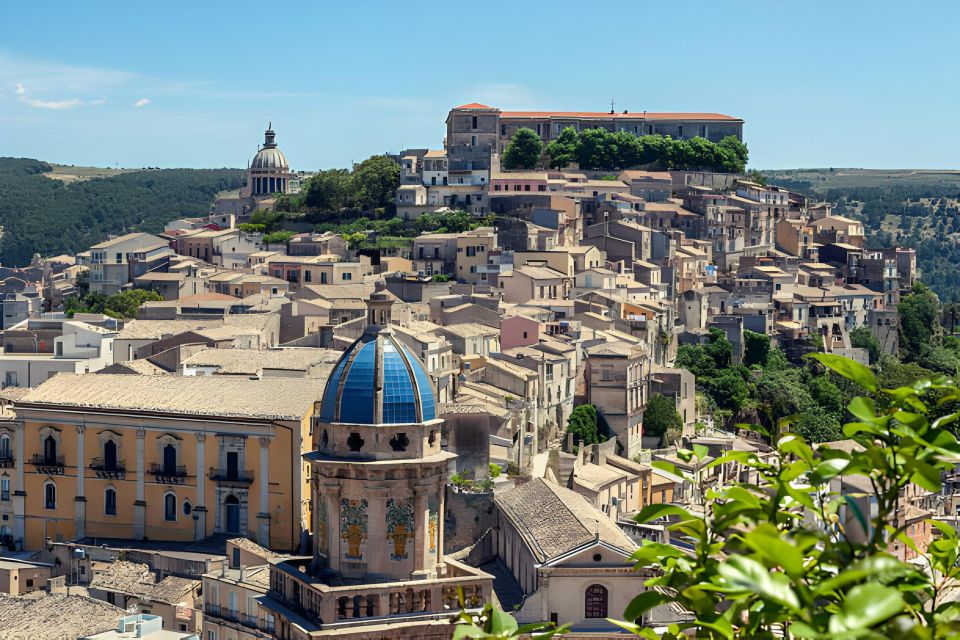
top-left (308, 322), bottom-right (451, 582)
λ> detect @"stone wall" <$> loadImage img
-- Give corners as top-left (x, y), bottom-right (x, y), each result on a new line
top-left (444, 487), bottom-right (496, 553)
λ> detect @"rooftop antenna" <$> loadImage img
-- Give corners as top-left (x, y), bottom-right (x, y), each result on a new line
top-left (609, 98), bottom-right (615, 115)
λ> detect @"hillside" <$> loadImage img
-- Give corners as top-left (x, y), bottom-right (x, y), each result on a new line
top-left (760, 168), bottom-right (960, 300)
top-left (0, 158), bottom-right (243, 266)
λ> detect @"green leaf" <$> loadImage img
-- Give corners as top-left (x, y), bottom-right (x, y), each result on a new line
top-left (847, 396), bottom-right (878, 423)
top-left (931, 519), bottom-right (957, 540)
top-left (742, 523), bottom-right (805, 578)
top-left (692, 443), bottom-right (709, 461)
top-left (809, 457), bottom-right (850, 484)
top-left (486, 606), bottom-right (518, 634)
top-left (808, 353), bottom-right (878, 392)
top-left (631, 542), bottom-right (688, 566)
top-left (694, 615), bottom-right (734, 639)
top-left (623, 590), bottom-right (671, 622)
top-left (814, 554), bottom-right (912, 595)
top-left (452, 626), bottom-right (490, 639)
top-left (716, 555), bottom-right (801, 611)
top-left (828, 583), bottom-right (904, 632)
top-left (633, 503), bottom-right (693, 525)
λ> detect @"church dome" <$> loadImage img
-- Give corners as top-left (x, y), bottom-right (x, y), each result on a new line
top-left (319, 329), bottom-right (437, 425)
top-left (250, 123), bottom-right (289, 170)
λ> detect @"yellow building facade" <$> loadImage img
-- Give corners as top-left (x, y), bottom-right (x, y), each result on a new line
top-left (9, 374), bottom-right (321, 551)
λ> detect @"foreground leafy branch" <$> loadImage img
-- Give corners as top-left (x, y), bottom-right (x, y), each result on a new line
top-left (453, 354), bottom-right (960, 638)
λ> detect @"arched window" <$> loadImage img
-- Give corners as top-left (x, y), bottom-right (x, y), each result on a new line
top-left (163, 444), bottom-right (177, 475)
top-left (103, 440), bottom-right (118, 471)
top-left (164, 492), bottom-right (177, 521)
top-left (44, 482), bottom-right (56, 510)
top-left (43, 435), bottom-right (57, 464)
top-left (104, 488), bottom-right (117, 516)
top-left (0, 434), bottom-right (10, 460)
top-left (584, 584), bottom-right (608, 619)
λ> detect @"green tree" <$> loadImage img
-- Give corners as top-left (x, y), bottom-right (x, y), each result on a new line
top-left (898, 282), bottom-right (942, 362)
top-left (792, 409), bottom-right (842, 443)
top-left (566, 404), bottom-right (600, 445)
top-left (575, 128), bottom-right (614, 170)
top-left (343, 231), bottom-right (366, 250)
top-left (262, 230), bottom-right (295, 246)
top-left (743, 330), bottom-right (771, 367)
top-left (717, 135), bottom-right (749, 173)
top-left (415, 210), bottom-right (480, 235)
top-left (302, 168), bottom-right (354, 213)
top-left (849, 326), bottom-right (882, 364)
top-left (546, 127), bottom-right (579, 169)
top-left (66, 288), bottom-right (163, 319)
top-left (643, 394), bottom-right (683, 442)
top-left (501, 128), bottom-right (543, 170)
top-left (703, 367), bottom-right (752, 414)
top-left (352, 155), bottom-right (400, 212)
top-left (248, 208), bottom-right (284, 233)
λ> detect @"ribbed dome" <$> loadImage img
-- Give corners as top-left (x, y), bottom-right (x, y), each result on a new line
top-left (251, 147), bottom-right (288, 170)
top-left (250, 124), bottom-right (289, 170)
top-left (319, 329), bottom-right (436, 425)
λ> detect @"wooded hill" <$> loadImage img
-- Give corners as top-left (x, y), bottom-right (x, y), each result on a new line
top-left (0, 158), bottom-right (243, 266)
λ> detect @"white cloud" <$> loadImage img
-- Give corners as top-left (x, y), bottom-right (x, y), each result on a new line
top-left (14, 82), bottom-right (106, 110)
top-left (134, 98), bottom-right (150, 108)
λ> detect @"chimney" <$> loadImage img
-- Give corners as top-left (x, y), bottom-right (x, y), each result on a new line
top-left (590, 443), bottom-right (600, 465)
top-left (239, 565), bottom-right (247, 583)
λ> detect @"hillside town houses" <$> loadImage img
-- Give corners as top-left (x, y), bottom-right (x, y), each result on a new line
top-left (0, 107), bottom-right (941, 640)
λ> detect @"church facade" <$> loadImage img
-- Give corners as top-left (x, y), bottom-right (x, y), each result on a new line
top-left (263, 300), bottom-right (492, 639)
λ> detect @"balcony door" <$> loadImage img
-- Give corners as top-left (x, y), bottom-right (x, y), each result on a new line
top-left (226, 451), bottom-right (239, 481)
top-left (44, 436), bottom-right (57, 464)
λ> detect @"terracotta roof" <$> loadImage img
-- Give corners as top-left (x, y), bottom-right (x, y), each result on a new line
top-left (452, 102), bottom-right (496, 110)
top-left (501, 111), bottom-right (741, 121)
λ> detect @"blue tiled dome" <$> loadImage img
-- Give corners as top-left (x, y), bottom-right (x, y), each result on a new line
top-left (319, 329), bottom-right (437, 425)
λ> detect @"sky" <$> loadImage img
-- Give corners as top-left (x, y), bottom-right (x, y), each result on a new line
top-left (1, 1), bottom-right (959, 171)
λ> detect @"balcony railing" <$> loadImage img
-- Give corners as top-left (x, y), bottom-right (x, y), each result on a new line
top-left (29, 454), bottom-right (65, 474)
top-left (209, 468), bottom-right (254, 484)
top-left (148, 463), bottom-right (188, 484)
top-left (90, 458), bottom-right (126, 479)
top-left (0, 453), bottom-right (14, 468)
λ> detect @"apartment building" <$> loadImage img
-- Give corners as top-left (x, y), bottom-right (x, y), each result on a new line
top-left (89, 233), bottom-right (175, 295)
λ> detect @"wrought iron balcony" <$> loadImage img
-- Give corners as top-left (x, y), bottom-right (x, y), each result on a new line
top-left (148, 463), bottom-right (188, 484)
top-left (0, 453), bottom-right (14, 468)
top-left (209, 467), bottom-right (254, 485)
top-left (29, 454), bottom-right (65, 474)
top-left (90, 457), bottom-right (126, 479)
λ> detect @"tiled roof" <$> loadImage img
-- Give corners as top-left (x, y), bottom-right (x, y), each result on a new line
top-left (501, 111), bottom-right (741, 121)
top-left (182, 347), bottom-right (341, 375)
top-left (18, 373), bottom-right (322, 420)
top-left (90, 561), bottom-right (195, 604)
top-left (0, 592), bottom-right (124, 639)
top-left (495, 478), bottom-right (635, 562)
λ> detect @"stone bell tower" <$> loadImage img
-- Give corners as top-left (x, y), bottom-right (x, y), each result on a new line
top-left (307, 324), bottom-right (451, 581)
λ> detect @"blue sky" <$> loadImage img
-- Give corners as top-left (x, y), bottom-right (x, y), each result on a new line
top-left (1, 1), bottom-right (958, 170)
